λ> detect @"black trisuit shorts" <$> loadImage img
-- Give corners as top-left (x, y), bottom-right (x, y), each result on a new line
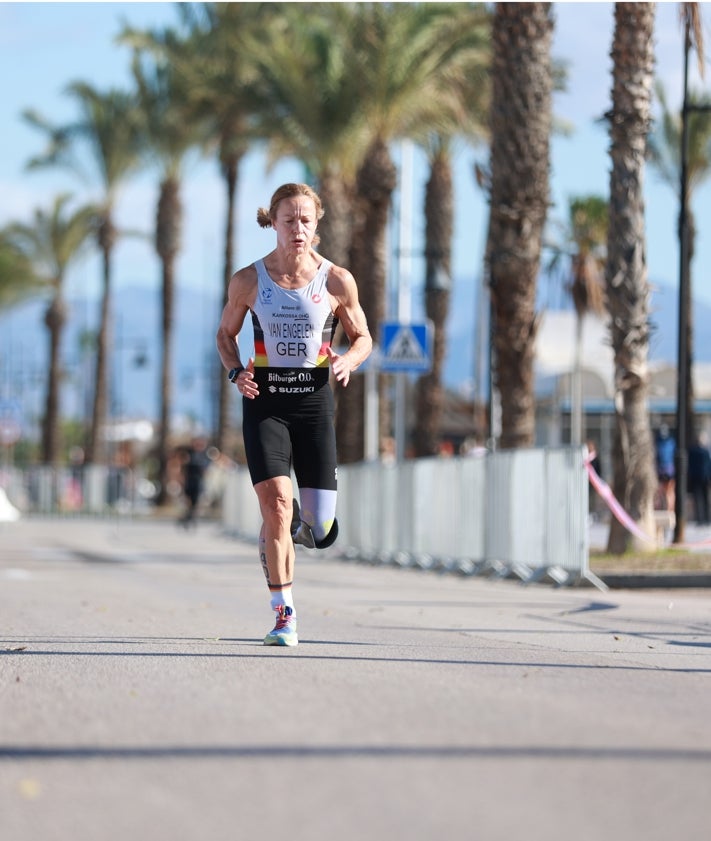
top-left (242, 368), bottom-right (338, 490)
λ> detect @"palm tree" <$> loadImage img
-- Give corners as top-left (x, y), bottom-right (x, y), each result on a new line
top-left (121, 36), bottom-right (209, 505)
top-left (246, 3), bottom-right (371, 264)
top-left (413, 141), bottom-right (454, 457)
top-left (546, 195), bottom-right (608, 446)
top-left (23, 84), bottom-right (143, 465)
top-left (604, 2), bottom-right (657, 554)
top-left (339, 2), bottom-right (492, 462)
top-left (412, 13), bottom-right (491, 457)
top-left (3, 196), bottom-right (96, 464)
top-left (161, 2), bottom-right (276, 454)
top-left (486, 2), bottom-right (554, 449)
top-left (340, 134), bottom-right (398, 463)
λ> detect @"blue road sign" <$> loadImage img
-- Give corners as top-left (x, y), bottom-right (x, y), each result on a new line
top-left (380, 322), bottom-right (432, 373)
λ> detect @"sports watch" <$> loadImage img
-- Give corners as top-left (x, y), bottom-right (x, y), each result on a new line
top-left (228, 366), bottom-right (245, 383)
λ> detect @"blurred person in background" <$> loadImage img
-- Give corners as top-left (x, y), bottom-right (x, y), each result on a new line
top-left (687, 433), bottom-right (711, 526)
top-left (179, 436), bottom-right (210, 528)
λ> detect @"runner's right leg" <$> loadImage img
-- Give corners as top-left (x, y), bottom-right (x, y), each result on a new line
top-left (255, 476), bottom-right (298, 645)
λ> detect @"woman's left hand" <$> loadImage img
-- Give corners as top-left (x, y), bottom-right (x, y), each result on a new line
top-left (327, 346), bottom-right (352, 387)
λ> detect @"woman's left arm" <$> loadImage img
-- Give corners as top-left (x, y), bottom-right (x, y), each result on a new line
top-left (327, 265), bottom-right (373, 387)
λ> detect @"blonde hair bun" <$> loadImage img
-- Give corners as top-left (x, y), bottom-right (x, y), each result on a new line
top-left (256, 208), bottom-right (272, 228)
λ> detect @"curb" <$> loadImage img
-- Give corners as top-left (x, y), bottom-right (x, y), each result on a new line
top-left (597, 572), bottom-right (711, 589)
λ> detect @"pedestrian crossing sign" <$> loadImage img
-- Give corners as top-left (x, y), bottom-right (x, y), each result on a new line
top-left (380, 322), bottom-right (432, 372)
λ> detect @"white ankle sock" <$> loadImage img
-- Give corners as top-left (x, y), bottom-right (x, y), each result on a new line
top-left (270, 586), bottom-right (294, 612)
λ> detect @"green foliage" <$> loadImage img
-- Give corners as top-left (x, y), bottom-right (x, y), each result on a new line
top-left (3, 195), bottom-right (96, 287)
top-left (568, 195), bottom-right (609, 257)
top-left (6, 418), bottom-right (87, 468)
top-left (546, 194), bottom-right (608, 273)
top-left (649, 80), bottom-right (711, 195)
top-left (24, 83), bottom-right (144, 207)
top-left (0, 231), bottom-right (46, 309)
top-left (9, 437), bottom-right (40, 468)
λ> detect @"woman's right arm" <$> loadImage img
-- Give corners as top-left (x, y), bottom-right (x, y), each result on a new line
top-left (216, 267), bottom-right (257, 372)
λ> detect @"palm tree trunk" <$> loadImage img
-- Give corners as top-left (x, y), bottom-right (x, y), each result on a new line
top-left (571, 313), bottom-right (583, 446)
top-left (605, 2), bottom-right (657, 553)
top-left (42, 292), bottom-right (66, 465)
top-left (156, 256), bottom-right (175, 506)
top-left (337, 137), bottom-right (397, 463)
top-left (317, 169), bottom-right (353, 267)
top-left (155, 176), bottom-right (181, 506)
top-left (318, 170), bottom-right (355, 401)
top-left (487, 2), bottom-right (553, 449)
top-left (414, 146), bottom-right (452, 457)
top-left (87, 214), bottom-right (115, 465)
top-left (216, 154), bottom-right (239, 454)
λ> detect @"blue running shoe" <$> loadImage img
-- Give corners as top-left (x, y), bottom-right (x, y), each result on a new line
top-left (263, 605), bottom-right (298, 647)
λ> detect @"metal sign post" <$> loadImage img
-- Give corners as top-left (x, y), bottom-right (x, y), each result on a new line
top-left (380, 321), bottom-right (433, 460)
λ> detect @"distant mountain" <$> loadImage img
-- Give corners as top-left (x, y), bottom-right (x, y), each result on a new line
top-left (0, 285), bottom-right (223, 433)
top-left (1, 276), bottom-right (709, 432)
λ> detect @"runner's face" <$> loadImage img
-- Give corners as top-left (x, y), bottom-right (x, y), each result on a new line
top-left (273, 196), bottom-right (318, 255)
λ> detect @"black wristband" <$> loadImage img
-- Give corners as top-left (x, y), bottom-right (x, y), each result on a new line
top-left (228, 366), bottom-right (245, 383)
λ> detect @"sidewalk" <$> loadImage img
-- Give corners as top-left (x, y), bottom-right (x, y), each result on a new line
top-left (2, 516), bottom-right (711, 841)
top-left (589, 517), bottom-right (711, 588)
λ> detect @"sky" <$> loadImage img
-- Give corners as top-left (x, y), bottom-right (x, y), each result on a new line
top-left (1, 2), bottom-right (710, 376)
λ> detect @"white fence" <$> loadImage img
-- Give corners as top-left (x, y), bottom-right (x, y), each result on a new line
top-left (0, 465), bottom-right (149, 516)
top-left (221, 446), bottom-right (603, 588)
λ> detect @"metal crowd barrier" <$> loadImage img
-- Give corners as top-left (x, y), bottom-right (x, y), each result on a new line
top-left (221, 446), bottom-right (603, 588)
top-left (0, 465), bottom-right (149, 517)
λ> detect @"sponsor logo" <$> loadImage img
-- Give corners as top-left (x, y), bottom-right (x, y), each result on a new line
top-left (267, 371), bottom-right (315, 384)
top-left (271, 312), bottom-right (310, 319)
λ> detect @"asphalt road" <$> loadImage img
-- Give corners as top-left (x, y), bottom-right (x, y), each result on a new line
top-left (1, 517), bottom-right (710, 841)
